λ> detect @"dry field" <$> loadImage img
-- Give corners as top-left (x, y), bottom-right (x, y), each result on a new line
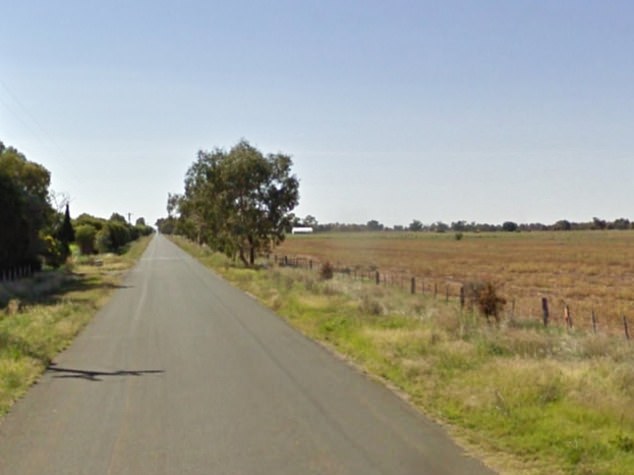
top-left (276, 230), bottom-right (634, 334)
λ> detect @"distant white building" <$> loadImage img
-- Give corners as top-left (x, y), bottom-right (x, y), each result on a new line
top-left (292, 227), bottom-right (314, 234)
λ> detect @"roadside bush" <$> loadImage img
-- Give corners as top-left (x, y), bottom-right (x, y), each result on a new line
top-left (358, 294), bottom-right (384, 316)
top-left (41, 235), bottom-right (68, 268)
top-left (135, 224), bottom-right (154, 237)
top-left (320, 261), bottom-right (334, 280)
top-left (95, 228), bottom-right (112, 254)
top-left (464, 280), bottom-right (506, 323)
top-left (477, 282), bottom-right (506, 322)
top-left (107, 222), bottom-right (131, 250)
top-left (75, 224), bottom-right (97, 255)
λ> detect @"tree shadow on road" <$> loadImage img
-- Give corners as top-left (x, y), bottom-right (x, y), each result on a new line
top-left (47, 364), bottom-right (164, 382)
top-left (1, 269), bottom-right (133, 308)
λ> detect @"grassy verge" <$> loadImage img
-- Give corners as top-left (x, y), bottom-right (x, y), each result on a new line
top-left (0, 236), bottom-right (152, 416)
top-left (172, 236), bottom-right (634, 475)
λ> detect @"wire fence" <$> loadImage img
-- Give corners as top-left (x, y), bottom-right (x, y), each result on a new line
top-left (273, 254), bottom-right (632, 341)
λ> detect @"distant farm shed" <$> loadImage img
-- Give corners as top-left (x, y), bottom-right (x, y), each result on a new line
top-left (292, 227), bottom-right (314, 234)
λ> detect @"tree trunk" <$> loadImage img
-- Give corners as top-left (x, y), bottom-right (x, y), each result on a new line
top-left (238, 247), bottom-right (249, 266)
top-left (247, 235), bottom-right (256, 266)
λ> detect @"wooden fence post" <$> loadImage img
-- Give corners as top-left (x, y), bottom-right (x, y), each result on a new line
top-left (541, 297), bottom-right (549, 327)
top-left (434, 283), bottom-right (438, 299)
top-left (375, 271), bottom-right (380, 285)
top-left (564, 305), bottom-right (572, 330)
top-left (591, 310), bottom-right (597, 334)
top-left (410, 277), bottom-right (416, 295)
top-left (460, 286), bottom-right (465, 309)
top-left (445, 285), bottom-right (449, 303)
top-left (624, 315), bottom-right (630, 341)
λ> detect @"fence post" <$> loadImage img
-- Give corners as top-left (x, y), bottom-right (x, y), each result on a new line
top-left (445, 285), bottom-right (449, 303)
top-left (434, 283), bottom-right (438, 299)
top-left (564, 305), bottom-right (572, 330)
top-left (375, 271), bottom-right (380, 285)
top-left (410, 277), bottom-right (416, 295)
top-left (624, 315), bottom-right (630, 341)
top-left (541, 297), bottom-right (549, 327)
top-left (591, 310), bottom-right (597, 334)
top-left (284, 256), bottom-right (288, 266)
top-left (460, 286), bottom-right (465, 309)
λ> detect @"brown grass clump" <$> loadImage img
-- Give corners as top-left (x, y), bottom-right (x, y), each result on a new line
top-left (319, 261), bottom-right (334, 280)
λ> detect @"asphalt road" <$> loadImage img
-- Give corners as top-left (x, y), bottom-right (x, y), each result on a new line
top-left (0, 235), bottom-right (496, 474)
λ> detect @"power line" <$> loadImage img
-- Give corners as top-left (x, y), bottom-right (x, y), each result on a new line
top-left (0, 79), bottom-right (81, 187)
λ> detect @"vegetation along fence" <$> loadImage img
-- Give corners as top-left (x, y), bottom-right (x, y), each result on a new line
top-left (273, 254), bottom-right (632, 341)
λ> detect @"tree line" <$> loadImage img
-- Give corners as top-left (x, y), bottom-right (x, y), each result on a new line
top-left (293, 217), bottom-right (634, 233)
top-left (157, 140), bottom-right (299, 266)
top-left (0, 140), bottom-right (152, 273)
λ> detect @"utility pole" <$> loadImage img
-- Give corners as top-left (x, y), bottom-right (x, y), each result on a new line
top-left (127, 212), bottom-right (133, 225)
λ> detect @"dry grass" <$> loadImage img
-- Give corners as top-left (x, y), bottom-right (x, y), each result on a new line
top-left (277, 231), bottom-right (634, 334)
top-left (0, 236), bottom-right (151, 416)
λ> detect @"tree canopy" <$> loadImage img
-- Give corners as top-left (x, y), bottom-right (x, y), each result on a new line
top-left (168, 140), bottom-right (299, 266)
top-left (0, 141), bottom-right (54, 270)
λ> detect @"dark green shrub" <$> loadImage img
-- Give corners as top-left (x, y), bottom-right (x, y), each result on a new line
top-left (107, 222), bottom-right (131, 250)
top-left (95, 227), bottom-right (112, 253)
top-left (75, 224), bottom-right (97, 255)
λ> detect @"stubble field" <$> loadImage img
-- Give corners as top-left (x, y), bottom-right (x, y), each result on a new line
top-left (276, 230), bottom-right (634, 334)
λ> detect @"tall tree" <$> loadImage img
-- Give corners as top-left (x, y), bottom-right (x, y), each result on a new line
top-left (0, 141), bottom-right (53, 270)
top-left (179, 140), bottom-right (299, 266)
top-left (58, 204), bottom-right (75, 244)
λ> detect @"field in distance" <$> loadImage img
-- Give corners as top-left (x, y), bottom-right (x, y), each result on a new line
top-left (277, 230), bottom-right (634, 333)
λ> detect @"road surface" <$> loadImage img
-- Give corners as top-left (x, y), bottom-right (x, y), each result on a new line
top-left (0, 235), bottom-right (495, 474)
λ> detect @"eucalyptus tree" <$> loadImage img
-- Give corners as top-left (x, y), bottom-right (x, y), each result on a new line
top-left (180, 140), bottom-right (299, 266)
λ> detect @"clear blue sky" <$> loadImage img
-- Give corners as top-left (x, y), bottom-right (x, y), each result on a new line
top-left (2, 0), bottom-right (633, 227)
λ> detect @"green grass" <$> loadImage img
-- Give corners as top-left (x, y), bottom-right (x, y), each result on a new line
top-left (171, 236), bottom-right (634, 475)
top-left (0, 236), bottom-right (152, 415)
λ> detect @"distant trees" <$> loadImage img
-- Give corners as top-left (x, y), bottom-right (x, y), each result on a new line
top-left (302, 215), bottom-right (318, 228)
top-left (0, 139), bottom-right (154, 268)
top-left (553, 220), bottom-right (572, 231)
top-left (366, 220), bottom-right (384, 231)
top-left (592, 217), bottom-right (607, 230)
top-left (430, 221), bottom-right (449, 233)
top-left (168, 140), bottom-right (299, 266)
top-left (74, 213), bottom-right (153, 255)
top-left (286, 216), bottom-right (634, 234)
top-left (409, 220), bottom-right (423, 231)
top-left (502, 221), bottom-right (518, 232)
